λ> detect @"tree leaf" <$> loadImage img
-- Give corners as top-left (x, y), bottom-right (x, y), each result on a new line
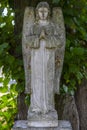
top-left (63, 84), bottom-right (68, 93)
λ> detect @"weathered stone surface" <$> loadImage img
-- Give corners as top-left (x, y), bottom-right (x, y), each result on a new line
top-left (28, 120), bottom-right (58, 127)
top-left (21, 1), bottom-right (69, 128)
top-left (12, 120), bottom-right (72, 130)
top-left (22, 3), bottom-right (65, 95)
top-left (22, 2), bottom-right (66, 127)
top-left (28, 110), bottom-right (58, 127)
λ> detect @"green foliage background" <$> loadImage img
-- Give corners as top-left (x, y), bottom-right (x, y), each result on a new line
top-left (0, 0), bottom-right (87, 129)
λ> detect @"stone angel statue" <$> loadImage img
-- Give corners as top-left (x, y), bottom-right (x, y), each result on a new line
top-left (22, 2), bottom-right (65, 127)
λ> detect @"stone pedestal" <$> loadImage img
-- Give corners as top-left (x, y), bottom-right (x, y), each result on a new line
top-left (12, 120), bottom-right (72, 130)
top-left (28, 111), bottom-right (58, 127)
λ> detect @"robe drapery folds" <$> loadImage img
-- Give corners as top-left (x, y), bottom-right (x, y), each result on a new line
top-left (22, 7), bottom-right (65, 95)
top-left (26, 22), bottom-right (62, 113)
top-left (26, 22), bottom-right (62, 49)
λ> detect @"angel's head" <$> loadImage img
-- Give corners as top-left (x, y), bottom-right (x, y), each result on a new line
top-left (36, 2), bottom-right (50, 21)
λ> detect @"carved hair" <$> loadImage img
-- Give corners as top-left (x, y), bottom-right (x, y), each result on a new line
top-left (36, 2), bottom-right (50, 10)
top-left (35, 2), bottom-right (50, 22)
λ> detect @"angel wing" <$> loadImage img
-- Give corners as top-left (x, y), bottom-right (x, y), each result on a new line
top-left (53, 7), bottom-right (66, 94)
top-left (22, 7), bottom-right (35, 93)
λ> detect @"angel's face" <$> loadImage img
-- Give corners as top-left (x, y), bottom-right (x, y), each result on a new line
top-left (38, 7), bottom-right (49, 20)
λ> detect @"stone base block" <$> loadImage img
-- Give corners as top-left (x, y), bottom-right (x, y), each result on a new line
top-left (12, 120), bottom-right (72, 130)
top-left (27, 110), bottom-right (58, 127)
top-left (28, 120), bottom-right (58, 127)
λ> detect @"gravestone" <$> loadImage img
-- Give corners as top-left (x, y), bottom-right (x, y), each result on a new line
top-left (12, 2), bottom-right (72, 130)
